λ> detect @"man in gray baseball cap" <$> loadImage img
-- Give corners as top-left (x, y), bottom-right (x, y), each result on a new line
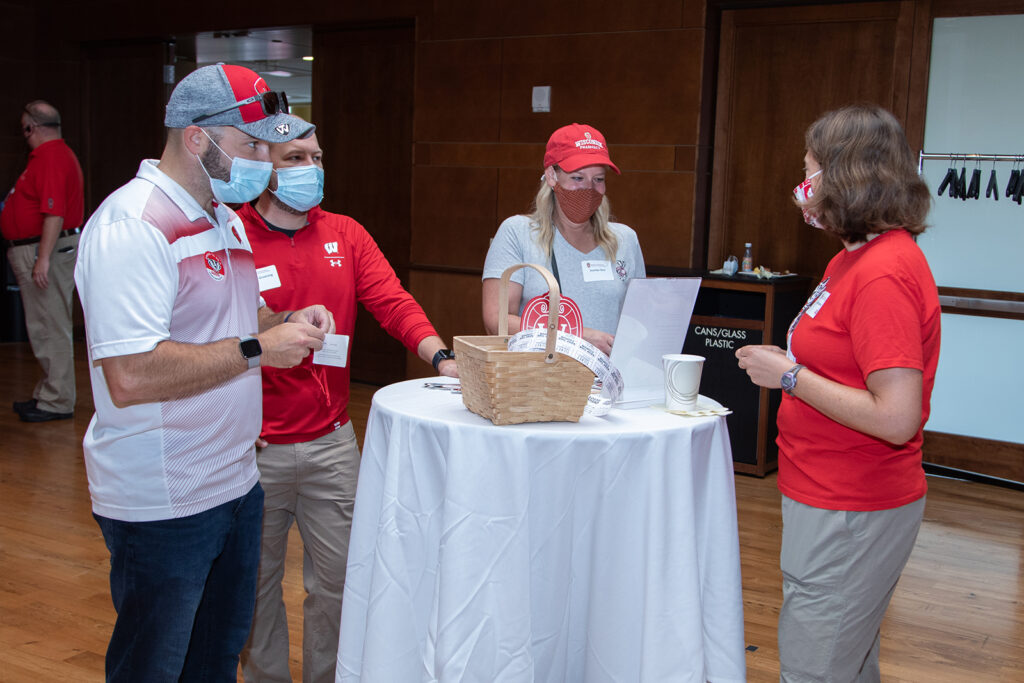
top-left (165, 62), bottom-right (314, 143)
top-left (74, 64), bottom-right (332, 681)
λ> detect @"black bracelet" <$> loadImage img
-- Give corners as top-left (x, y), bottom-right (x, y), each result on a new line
top-left (283, 311), bottom-right (294, 323)
top-left (432, 348), bottom-right (455, 372)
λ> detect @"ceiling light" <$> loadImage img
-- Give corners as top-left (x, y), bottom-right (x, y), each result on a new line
top-left (264, 70), bottom-right (293, 77)
top-left (302, 55), bottom-right (314, 62)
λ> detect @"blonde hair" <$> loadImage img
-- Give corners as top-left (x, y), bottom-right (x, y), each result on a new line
top-left (527, 173), bottom-right (618, 261)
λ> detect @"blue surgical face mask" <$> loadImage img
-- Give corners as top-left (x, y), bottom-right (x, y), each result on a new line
top-left (271, 164), bottom-right (324, 212)
top-left (196, 129), bottom-right (273, 204)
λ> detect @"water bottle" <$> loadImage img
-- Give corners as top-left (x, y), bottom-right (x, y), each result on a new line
top-left (741, 243), bottom-right (753, 273)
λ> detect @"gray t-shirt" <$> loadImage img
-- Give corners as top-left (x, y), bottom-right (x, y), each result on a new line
top-left (482, 214), bottom-right (646, 334)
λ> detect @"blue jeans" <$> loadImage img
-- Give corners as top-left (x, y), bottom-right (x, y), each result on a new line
top-left (95, 483), bottom-right (264, 682)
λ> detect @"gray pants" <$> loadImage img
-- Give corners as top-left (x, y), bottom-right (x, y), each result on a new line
top-left (778, 494), bottom-right (925, 683)
top-left (241, 422), bottom-right (361, 683)
top-left (7, 233), bottom-right (78, 413)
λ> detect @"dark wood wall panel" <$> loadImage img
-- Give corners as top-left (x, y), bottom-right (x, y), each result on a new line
top-left (412, 22), bottom-right (708, 299)
top-left (0, 1), bottom-right (37, 193)
top-left (498, 30), bottom-right (703, 145)
top-left (421, 0), bottom-right (694, 41)
top-left (82, 41), bottom-right (167, 216)
top-left (414, 40), bottom-right (503, 142)
top-left (411, 165), bottom-right (498, 268)
top-left (496, 168), bottom-right (545, 225)
top-left (405, 270), bottom-right (484, 378)
top-left (709, 2), bottom-right (912, 281)
top-left (932, 0), bottom-right (1024, 16)
top-left (415, 142), bottom-right (544, 168)
top-left (614, 172), bottom-right (695, 267)
top-left (313, 24), bottom-right (416, 386)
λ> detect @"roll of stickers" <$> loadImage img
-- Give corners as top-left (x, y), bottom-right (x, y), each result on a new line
top-left (507, 328), bottom-right (624, 416)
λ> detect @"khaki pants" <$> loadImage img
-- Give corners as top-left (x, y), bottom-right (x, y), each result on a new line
top-left (241, 422), bottom-right (361, 683)
top-left (779, 494), bottom-right (925, 683)
top-left (7, 232), bottom-right (78, 413)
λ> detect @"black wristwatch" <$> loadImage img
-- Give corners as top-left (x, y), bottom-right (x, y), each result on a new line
top-left (239, 335), bottom-right (263, 370)
top-left (781, 364), bottom-right (804, 395)
top-left (432, 348), bottom-right (455, 372)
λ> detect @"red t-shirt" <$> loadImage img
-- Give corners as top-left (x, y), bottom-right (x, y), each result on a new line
top-left (0, 139), bottom-right (84, 240)
top-left (238, 202), bottom-right (439, 444)
top-left (777, 229), bottom-right (941, 511)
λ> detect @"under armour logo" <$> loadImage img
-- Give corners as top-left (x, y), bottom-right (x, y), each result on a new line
top-left (330, 259), bottom-right (343, 267)
top-left (275, 123), bottom-right (290, 135)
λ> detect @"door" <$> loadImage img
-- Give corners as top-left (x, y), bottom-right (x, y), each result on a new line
top-left (708, 2), bottom-right (918, 280)
top-left (313, 23), bottom-right (415, 385)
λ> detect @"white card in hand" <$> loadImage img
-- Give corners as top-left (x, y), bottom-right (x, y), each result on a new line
top-left (313, 333), bottom-right (349, 367)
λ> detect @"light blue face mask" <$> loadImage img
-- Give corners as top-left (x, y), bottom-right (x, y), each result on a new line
top-left (196, 129), bottom-right (273, 204)
top-left (271, 164), bottom-right (324, 212)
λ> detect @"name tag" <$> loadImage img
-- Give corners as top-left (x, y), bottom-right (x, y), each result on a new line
top-left (256, 265), bottom-right (281, 292)
top-left (581, 260), bottom-right (614, 282)
top-left (806, 291), bottom-right (830, 318)
top-left (313, 333), bottom-right (350, 367)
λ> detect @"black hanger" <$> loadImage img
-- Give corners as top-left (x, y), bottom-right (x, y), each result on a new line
top-left (957, 161), bottom-right (968, 201)
top-left (985, 163), bottom-right (999, 201)
top-left (966, 163), bottom-right (981, 200)
top-left (1005, 162), bottom-right (1019, 198)
top-left (1014, 163), bottom-right (1024, 204)
top-left (937, 164), bottom-right (957, 197)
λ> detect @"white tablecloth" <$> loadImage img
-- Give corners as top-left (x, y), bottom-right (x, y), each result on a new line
top-left (336, 379), bottom-right (746, 683)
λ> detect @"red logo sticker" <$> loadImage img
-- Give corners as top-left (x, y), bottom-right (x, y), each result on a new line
top-left (521, 293), bottom-right (583, 336)
top-left (204, 251), bottom-right (225, 281)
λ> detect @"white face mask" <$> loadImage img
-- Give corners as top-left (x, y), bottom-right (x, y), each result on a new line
top-left (793, 169), bottom-right (823, 229)
top-left (196, 129), bottom-right (273, 204)
top-left (271, 165), bottom-right (324, 212)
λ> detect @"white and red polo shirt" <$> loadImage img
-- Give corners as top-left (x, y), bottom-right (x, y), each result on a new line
top-left (75, 159), bottom-right (262, 522)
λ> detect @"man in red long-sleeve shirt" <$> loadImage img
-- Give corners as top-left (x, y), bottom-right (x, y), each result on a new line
top-left (237, 123), bottom-right (457, 683)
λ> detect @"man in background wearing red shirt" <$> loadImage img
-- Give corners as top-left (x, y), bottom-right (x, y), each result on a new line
top-left (237, 122), bottom-right (457, 683)
top-left (1, 100), bottom-right (84, 422)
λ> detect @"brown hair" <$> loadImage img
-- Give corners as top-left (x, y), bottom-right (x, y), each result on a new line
top-left (803, 105), bottom-right (931, 242)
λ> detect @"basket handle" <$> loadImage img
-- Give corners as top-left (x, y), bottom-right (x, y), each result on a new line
top-left (498, 262), bottom-right (560, 363)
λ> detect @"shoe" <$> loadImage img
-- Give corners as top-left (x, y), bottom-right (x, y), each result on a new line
top-left (13, 399), bottom-right (37, 414)
top-left (18, 406), bottom-right (73, 423)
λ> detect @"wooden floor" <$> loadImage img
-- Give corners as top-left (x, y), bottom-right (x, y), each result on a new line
top-left (1, 340), bottom-right (1022, 682)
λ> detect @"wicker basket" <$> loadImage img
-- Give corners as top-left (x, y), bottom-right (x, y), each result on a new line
top-left (454, 263), bottom-right (595, 425)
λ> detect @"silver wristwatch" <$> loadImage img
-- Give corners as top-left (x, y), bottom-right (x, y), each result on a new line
top-left (239, 335), bottom-right (262, 370)
top-left (781, 364), bottom-right (804, 395)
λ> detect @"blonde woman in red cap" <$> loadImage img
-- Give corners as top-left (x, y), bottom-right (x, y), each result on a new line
top-left (482, 123), bottom-right (645, 355)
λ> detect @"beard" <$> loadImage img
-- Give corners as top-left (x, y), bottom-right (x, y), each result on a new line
top-left (268, 190), bottom-right (307, 216)
top-left (200, 139), bottom-right (232, 183)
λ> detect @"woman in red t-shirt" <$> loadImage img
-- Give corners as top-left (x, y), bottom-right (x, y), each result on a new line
top-left (735, 105), bottom-right (940, 681)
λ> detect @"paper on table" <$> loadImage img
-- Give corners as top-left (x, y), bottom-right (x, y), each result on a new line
top-left (609, 277), bottom-right (702, 406)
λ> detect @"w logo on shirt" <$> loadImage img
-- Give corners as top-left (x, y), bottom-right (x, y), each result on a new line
top-left (324, 242), bottom-right (339, 255)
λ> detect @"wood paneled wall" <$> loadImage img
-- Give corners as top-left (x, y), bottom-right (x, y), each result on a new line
top-left (5, 0), bottom-right (1024, 375)
top-left (709, 1), bottom-right (919, 282)
top-left (409, 0), bottom-right (710, 340)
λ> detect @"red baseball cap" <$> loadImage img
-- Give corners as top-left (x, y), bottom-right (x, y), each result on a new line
top-left (543, 123), bottom-right (620, 174)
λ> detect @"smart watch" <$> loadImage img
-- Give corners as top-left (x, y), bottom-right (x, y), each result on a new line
top-left (781, 364), bottom-right (804, 395)
top-left (432, 348), bottom-right (455, 372)
top-left (239, 335), bottom-right (263, 369)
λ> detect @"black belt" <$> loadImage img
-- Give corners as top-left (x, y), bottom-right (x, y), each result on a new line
top-left (4, 226), bottom-right (81, 248)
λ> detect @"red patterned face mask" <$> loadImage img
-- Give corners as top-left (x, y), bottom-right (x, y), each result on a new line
top-left (553, 184), bottom-right (604, 224)
top-left (793, 170), bottom-right (823, 229)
